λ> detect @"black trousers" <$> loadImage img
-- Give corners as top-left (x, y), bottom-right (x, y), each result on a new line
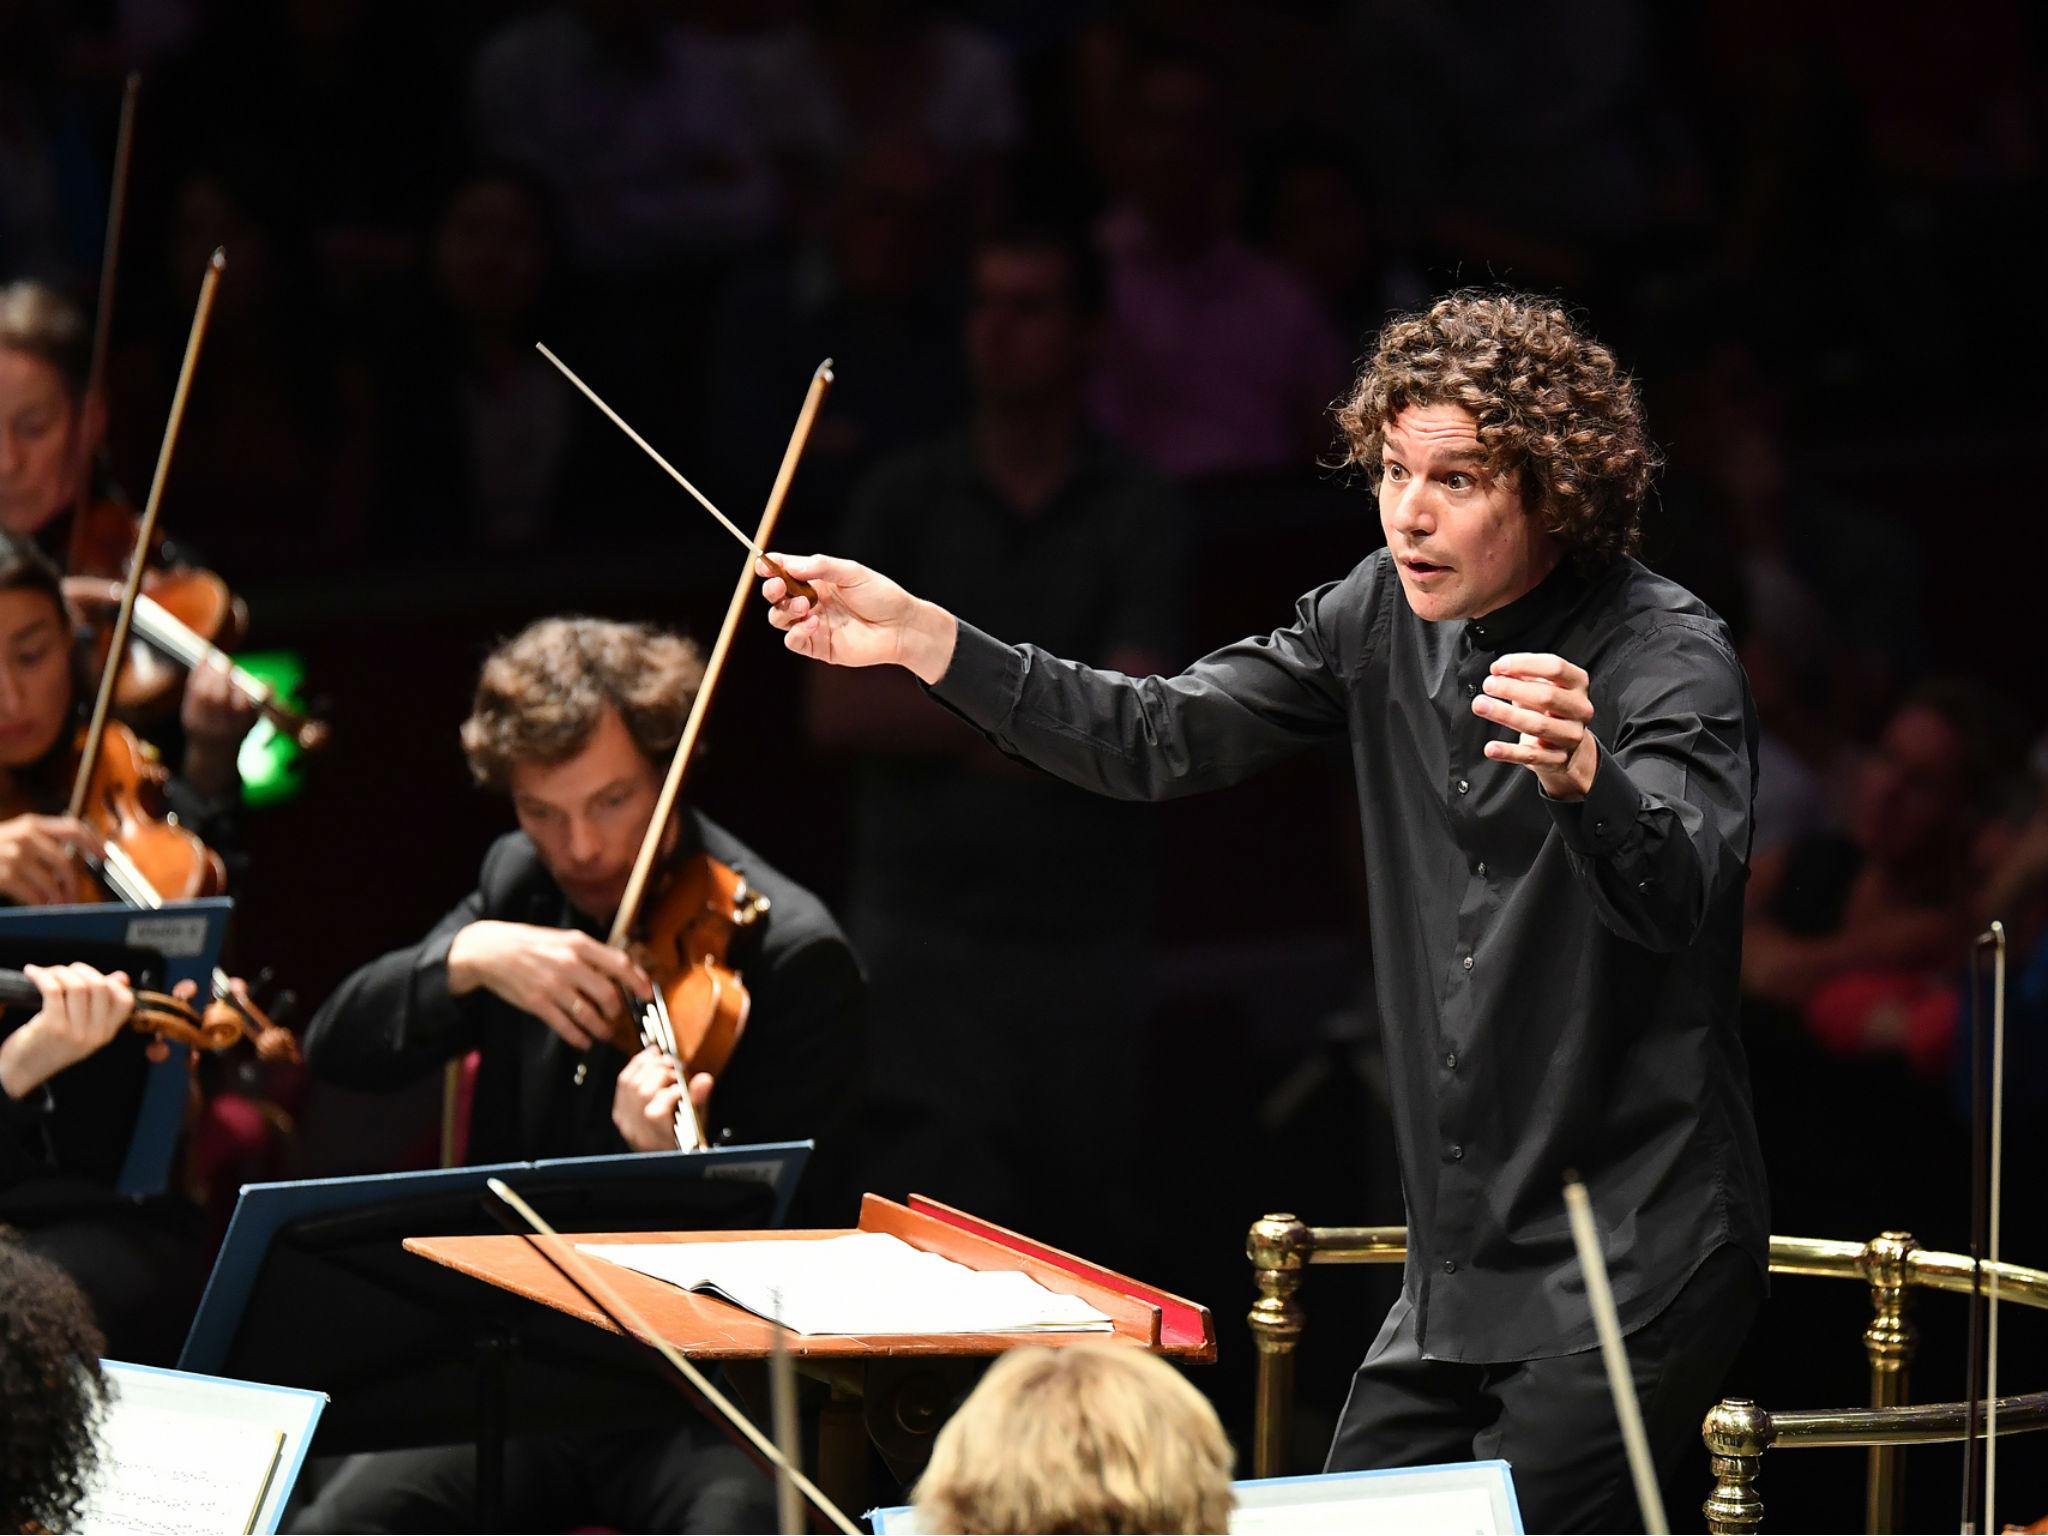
top-left (287, 1419), bottom-right (774, 1535)
top-left (1326, 1245), bottom-right (1761, 1534)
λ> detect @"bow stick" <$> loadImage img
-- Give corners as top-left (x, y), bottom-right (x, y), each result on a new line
top-left (66, 72), bottom-right (139, 575)
top-left (1564, 1174), bottom-right (1669, 1535)
top-left (485, 1178), bottom-right (861, 1535)
top-left (579, 361), bottom-right (833, 1148)
top-left (68, 249), bottom-right (224, 816)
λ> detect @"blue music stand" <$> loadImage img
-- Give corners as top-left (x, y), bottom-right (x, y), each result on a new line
top-left (0, 897), bottom-right (232, 1196)
top-left (179, 1142), bottom-right (810, 1457)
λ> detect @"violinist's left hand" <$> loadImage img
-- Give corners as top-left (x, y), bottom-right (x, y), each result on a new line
top-left (0, 964), bottom-right (135, 1099)
top-left (612, 1046), bottom-right (715, 1152)
top-left (181, 655), bottom-right (262, 799)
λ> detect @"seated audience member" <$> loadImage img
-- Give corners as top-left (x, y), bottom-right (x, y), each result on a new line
top-left (0, 1238), bottom-right (110, 1534)
top-left (1742, 679), bottom-right (2004, 1235)
top-left (1088, 53), bottom-right (1346, 480)
top-left (915, 1343), bottom-right (1234, 1535)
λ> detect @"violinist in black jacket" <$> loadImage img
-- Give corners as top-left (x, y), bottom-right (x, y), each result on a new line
top-left (296, 615), bottom-right (864, 1535)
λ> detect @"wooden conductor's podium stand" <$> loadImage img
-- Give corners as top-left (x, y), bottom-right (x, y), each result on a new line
top-left (405, 1192), bottom-right (1216, 1504)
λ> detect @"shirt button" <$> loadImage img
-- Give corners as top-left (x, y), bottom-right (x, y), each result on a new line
top-left (1461, 955), bottom-right (1474, 972)
top-left (1443, 1259), bottom-right (1457, 1274)
top-left (1464, 682), bottom-right (1478, 697)
top-left (1475, 861), bottom-right (1487, 878)
top-left (1447, 1144), bottom-right (1464, 1162)
top-left (1593, 818), bottom-right (1606, 833)
top-left (1457, 779), bottom-right (1470, 795)
top-left (1444, 1051), bottom-right (1458, 1070)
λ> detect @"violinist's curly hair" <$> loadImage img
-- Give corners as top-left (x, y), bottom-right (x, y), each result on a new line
top-left (1333, 289), bottom-right (1660, 566)
top-left (461, 616), bottom-right (705, 792)
top-left (0, 1236), bottom-right (110, 1534)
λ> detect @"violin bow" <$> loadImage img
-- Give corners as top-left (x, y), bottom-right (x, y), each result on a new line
top-left (65, 72), bottom-right (140, 576)
top-left (1563, 1175), bottom-right (1669, 1535)
top-left (484, 1177), bottom-right (862, 1535)
top-left (606, 359), bottom-right (834, 951)
top-left (68, 249), bottom-right (225, 818)
top-left (578, 360), bottom-right (833, 1150)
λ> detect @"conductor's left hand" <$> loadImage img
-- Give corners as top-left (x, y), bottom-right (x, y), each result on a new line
top-left (1474, 652), bottom-right (1599, 800)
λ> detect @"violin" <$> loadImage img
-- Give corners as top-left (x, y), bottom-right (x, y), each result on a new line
top-left (578, 360), bottom-right (834, 1149)
top-left (0, 964), bottom-right (243, 1054)
top-left (66, 496), bottom-right (251, 724)
top-left (62, 718), bottom-right (298, 1063)
top-left (48, 249), bottom-right (297, 1066)
top-left (602, 850), bottom-right (769, 1096)
top-left (63, 573), bottom-right (328, 751)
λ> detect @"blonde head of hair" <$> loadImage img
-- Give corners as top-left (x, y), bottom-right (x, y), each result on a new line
top-left (913, 1342), bottom-right (1235, 1534)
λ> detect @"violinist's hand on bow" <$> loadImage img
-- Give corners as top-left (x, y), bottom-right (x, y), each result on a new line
top-left (0, 964), bottom-right (134, 1099)
top-left (0, 814), bottom-right (102, 907)
top-left (613, 1046), bottom-right (716, 1152)
top-left (446, 920), bottom-right (653, 1050)
top-left (181, 654), bottom-right (264, 800)
top-left (758, 554), bottom-right (959, 686)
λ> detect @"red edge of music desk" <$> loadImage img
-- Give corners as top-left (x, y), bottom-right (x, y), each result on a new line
top-left (400, 1193), bottom-right (1215, 1363)
top-left (905, 1193), bottom-right (1216, 1357)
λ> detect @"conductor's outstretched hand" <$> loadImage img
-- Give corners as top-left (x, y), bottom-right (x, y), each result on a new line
top-left (758, 554), bottom-right (958, 684)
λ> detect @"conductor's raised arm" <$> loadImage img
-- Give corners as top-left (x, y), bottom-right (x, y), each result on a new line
top-left (759, 553), bottom-right (959, 684)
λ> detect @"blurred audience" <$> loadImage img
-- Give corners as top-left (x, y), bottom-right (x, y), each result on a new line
top-left (914, 1343), bottom-right (1235, 1535)
top-left (108, 163), bottom-right (372, 571)
top-left (468, 0), bottom-right (787, 275)
top-left (812, 223), bottom-right (1181, 1268)
top-left (1743, 682), bottom-right (2007, 1235)
top-left (1086, 51), bottom-right (1345, 480)
top-left (709, 139), bottom-right (964, 522)
top-left (367, 164), bottom-right (611, 559)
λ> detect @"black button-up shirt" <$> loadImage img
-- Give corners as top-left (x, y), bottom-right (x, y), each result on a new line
top-left (930, 548), bottom-right (1769, 1362)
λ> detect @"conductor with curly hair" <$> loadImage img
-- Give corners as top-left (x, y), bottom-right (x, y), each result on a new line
top-left (760, 290), bottom-right (1768, 1532)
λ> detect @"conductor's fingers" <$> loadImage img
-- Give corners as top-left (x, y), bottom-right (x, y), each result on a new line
top-left (766, 552), bottom-right (862, 586)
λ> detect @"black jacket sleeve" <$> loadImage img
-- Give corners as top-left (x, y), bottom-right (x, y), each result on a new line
top-left (301, 882), bottom-right (490, 1091)
top-left (706, 928), bottom-right (866, 1224)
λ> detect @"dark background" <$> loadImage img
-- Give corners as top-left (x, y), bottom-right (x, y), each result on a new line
top-left (5, 1), bottom-right (2044, 1528)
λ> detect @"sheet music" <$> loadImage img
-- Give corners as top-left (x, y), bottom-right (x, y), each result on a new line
top-left (577, 1230), bottom-right (1116, 1335)
top-left (73, 1362), bottom-right (325, 1536)
top-left (1231, 1483), bottom-right (1499, 1534)
top-left (75, 1404), bottom-right (284, 1535)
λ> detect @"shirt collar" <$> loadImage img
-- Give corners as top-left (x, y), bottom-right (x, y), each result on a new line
top-left (1461, 557), bottom-right (1607, 654)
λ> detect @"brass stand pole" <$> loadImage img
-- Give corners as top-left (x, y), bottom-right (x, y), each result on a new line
top-left (1703, 1397), bottom-right (1774, 1534)
top-left (1863, 1231), bottom-right (1918, 1534)
top-left (1247, 1214), bottom-right (1312, 1478)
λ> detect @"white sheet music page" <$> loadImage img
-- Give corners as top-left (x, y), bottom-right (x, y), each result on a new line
top-left (76, 1402), bottom-right (284, 1535)
top-left (575, 1230), bottom-right (1116, 1335)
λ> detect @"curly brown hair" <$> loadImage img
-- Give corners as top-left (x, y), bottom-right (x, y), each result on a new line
top-left (459, 616), bottom-right (705, 792)
top-left (1334, 289), bottom-right (1660, 565)
top-left (0, 1238), bottom-right (110, 1534)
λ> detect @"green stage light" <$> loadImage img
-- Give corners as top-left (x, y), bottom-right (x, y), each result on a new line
top-left (232, 651), bottom-right (312, 806)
